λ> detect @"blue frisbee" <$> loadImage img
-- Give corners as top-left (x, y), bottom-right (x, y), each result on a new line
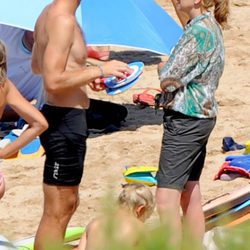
top-left (105, 61), bottom-right (144, 95)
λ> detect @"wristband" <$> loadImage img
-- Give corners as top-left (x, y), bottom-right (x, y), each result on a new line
top-left (97, 65), bottom-right (104, 78)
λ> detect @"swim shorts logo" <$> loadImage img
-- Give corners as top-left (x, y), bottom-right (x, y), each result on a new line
top-left (53, 162), bottom-right (60, 179)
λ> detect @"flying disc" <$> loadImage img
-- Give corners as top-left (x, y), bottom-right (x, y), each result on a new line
top-left (104, 61), bottom-right (144, 89)
top-left (106, 76), bottom-right (141, 95)
top-left (104, 62), bottom-right (144, 95)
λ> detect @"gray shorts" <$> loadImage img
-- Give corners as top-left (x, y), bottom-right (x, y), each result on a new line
top-left (156, 109), bottom-right (216, 190)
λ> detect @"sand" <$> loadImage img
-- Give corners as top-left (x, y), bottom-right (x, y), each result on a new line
top-left (0, 0), bottom-right (249, 241)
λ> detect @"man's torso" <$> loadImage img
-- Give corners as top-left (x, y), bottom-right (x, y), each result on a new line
top-left (32, 4), bottom-right (89, 109)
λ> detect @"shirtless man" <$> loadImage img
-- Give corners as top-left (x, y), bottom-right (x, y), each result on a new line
top-left (31, 1), bottom-right (131, 249)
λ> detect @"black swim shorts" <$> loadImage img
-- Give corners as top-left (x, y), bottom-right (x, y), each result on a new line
top-left (40, 104), bottom-right (88, 186)
top-left (156, 109), bottom-right (216, 190)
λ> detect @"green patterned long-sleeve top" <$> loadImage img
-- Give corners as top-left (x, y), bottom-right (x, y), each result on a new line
top-left (159, 12), bottom-right (224, 118)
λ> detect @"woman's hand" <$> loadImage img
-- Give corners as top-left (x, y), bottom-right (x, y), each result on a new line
top-left (160, 78), bottom-right (181, 92)
top-left (160, 78), bottom-right (182, 108)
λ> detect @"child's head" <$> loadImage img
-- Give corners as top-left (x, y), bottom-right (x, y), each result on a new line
top-left (118, 183), bottom-right (155, 222)
top-left (0, 40), bottom-right (7, 85)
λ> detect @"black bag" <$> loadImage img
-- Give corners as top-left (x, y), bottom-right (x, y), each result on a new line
top-left (86, 99), bottom-right (128, 131)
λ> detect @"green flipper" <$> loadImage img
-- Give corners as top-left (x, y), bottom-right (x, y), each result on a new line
top-left (16, 227), bottom-right (85, 250)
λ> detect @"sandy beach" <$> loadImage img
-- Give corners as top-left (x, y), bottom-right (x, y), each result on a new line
top-left (0, 0), bottom-right (249, 241)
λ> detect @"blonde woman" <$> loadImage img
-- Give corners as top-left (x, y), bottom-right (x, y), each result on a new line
top-left (0, 40), bottom-right (48, 199)
top-left (156, 0), bottom-right (229, 247)
top-left (75, 183), bottom-right (155, 250)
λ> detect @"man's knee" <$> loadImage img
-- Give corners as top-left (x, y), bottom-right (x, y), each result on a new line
top-left (70, 193), bottom-right (80, 213)
top-left (63, 193), bottom-right (79, 215)
top-left (43, 185), bottom-right (80, 221)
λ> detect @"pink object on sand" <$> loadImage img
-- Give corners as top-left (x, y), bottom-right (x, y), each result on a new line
top-left (87, 47), bottom-right (110, 61)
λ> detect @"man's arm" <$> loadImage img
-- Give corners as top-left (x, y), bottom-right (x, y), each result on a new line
top-left (170, 0), bottom-right (190, 27)
top-left (42, 16), bottom-right (130, 94)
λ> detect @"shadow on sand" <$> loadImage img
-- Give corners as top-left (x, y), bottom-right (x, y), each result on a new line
top-left (88, 104), bottom-right (163, 138)
top-left (110, 50), bottom-right (163, 66)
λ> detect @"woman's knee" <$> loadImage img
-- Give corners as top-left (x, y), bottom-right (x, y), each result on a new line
top-left (181, 181), bottom-right (202, 210)
top-left (156, 187), bottom-right (181, 211)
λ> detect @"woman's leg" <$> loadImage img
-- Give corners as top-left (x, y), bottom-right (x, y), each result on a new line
top-left (156, 187), bottom-right (182, 246)
top-left (181, 181), bottom-right (205, 244)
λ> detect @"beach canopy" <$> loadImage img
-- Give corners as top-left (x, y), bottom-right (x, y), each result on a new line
top-left (0, 0), bottom-right (182, 55)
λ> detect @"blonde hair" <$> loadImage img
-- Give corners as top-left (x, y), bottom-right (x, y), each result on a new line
top-left (118, 183), bottom-right (155, 219)
top-left (202, 0), bottom-right (230, 28)
top-left (0, 40), bottom-right (7, 85)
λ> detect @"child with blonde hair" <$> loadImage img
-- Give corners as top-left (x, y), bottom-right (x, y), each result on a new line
top-left (0, 40), bottom-right (48, 199)
top-left (75, 183), bottom-right (155, 250)
top-left (118, 182), bottom-right (155, 222)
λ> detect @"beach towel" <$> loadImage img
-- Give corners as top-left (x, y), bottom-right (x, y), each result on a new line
top-left (86, 99), bottom-right (127, 133)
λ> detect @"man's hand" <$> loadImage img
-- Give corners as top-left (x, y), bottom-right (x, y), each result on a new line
top-left (89, 60), bottom-right (133, 91)
top-left (101, 60), bottom-right (133, 79)
top-left (88, 78), bottom-right (106, 92)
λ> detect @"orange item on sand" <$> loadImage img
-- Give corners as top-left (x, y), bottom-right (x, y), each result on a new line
top-left (133, 88), bottom-right (162, 107)
top-left (226, 213), bottom-right (250, 227)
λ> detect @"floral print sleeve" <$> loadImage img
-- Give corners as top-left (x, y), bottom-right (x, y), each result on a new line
top-left (159, 12), bottom-right (225, 118)
top-left (160, 24), bottom-right (213, 86)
